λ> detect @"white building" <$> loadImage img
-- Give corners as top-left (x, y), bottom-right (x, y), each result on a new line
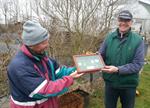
top-left (111, 0), bottom-right (150, 56)
top-left (117, 0), bottom-right (150, 34)
top-left (139, 0), bottom-right (150, 12)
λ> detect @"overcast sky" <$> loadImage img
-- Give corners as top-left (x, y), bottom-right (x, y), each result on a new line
top-left (0, 0), bottom-right (150, 24)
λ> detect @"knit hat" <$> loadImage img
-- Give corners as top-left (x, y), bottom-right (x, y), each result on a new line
top-left (22, 20), bottom-right (49, 46)
top-left (118, 10), bottom-right (133, 20)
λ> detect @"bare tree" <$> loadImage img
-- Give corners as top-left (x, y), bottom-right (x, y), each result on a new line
top-left (36, 0), bottom-right (120, 61)
top-left (0, 0), bottom-right (9, 25)
top-left (0, 0), bottom-right (21, 25)
top-left (0, 0), bottom-right (121, 63)
top-left (10, 0), bottom-right (20, 23)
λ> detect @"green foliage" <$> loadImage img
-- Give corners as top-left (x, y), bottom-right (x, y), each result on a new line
top-left (135, 64), bottom-right (150, 108)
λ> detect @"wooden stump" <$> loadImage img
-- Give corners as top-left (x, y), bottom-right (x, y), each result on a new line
top-left (58, 89), bottom-right (89, 108)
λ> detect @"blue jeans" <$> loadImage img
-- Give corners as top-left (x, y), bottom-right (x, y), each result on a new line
top-left (104, 84), bottom-right (136, 108)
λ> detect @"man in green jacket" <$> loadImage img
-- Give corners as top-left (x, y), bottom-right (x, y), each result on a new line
top-left (99, 10), bottom-right (144, 108)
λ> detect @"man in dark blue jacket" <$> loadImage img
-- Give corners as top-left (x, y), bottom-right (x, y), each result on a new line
top-left (7, 20), bottom-right (83, 108)
top-left (99, 10), bottom-right (144, 108)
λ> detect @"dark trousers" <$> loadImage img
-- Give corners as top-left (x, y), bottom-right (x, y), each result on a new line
top-left (104, 84), bottom-right (136, 108)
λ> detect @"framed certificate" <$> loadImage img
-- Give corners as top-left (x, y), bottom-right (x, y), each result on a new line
top-left (73, 54), bottom-right (105, 73)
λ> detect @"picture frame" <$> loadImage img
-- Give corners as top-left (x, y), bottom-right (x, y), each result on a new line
top-left (73, 54), bottom-right (105, 73)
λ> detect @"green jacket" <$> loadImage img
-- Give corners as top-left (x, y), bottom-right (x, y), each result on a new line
top-left (102, 29), bottom-right (143, 88)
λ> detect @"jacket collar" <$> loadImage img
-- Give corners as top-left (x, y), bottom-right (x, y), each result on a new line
top-left (112, 28), bottom-right (131, 39)
top-left (20, 45), bottom-right (47, 61)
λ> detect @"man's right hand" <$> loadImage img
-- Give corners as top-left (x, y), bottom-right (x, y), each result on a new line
top-left (69, 71), bottom-right (84, 79)
top-left (101, 65), bottom-right (119, 73)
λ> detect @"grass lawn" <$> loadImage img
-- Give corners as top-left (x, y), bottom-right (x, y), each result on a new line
top-left (135, 64), bottom-right (150, 108)
top-left (89, 64), bottom-right (150, 108)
